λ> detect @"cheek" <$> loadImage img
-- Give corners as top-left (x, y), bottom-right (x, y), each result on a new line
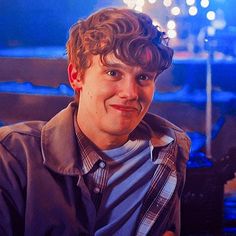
top-left (142, 88), bottom-right (155, 102)
top-left (85, 88), bottom-right (107, 111)
top-left (149, 86), bottom-right (155, 99)
top-left (85, 90), bottom-right (93, 100)
top-left (99, 84), bottom-right (117, 100)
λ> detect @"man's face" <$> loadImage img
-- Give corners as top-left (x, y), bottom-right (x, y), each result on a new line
top-left (73, 53), bottom-right (156, 149)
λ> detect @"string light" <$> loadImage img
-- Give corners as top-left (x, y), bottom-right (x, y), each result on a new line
top-left (189, 6), bottom-right (198, 16)
top-left (171, 6), bottom-right (181, 16)
top-left (167, 20), bottom-right (176, 30)
top-left (163, 0), bottom-right (172, 7)
top-left (186, 0), bottom-right (195, 6)
top-left (200, 0), bottom-right (210, 8)
top-left (123, 0), bottom-right (144, 12)
top-left (123, 0), bottom-right (136, 9)
top-left (207, 11), bottom-right (216, 21)
top-left (167, 29), bottom-right (177, 38)
top-left (134, 5), bottom-right (143, 12)
top-left (136, 0), bottom-right (145, 7)
top-left (121, 0), bottom-right (227, 46)
top-left (148, 0), bottom-right (157, 3)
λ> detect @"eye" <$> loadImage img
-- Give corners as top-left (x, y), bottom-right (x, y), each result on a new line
top-left (138, 74), bottom-right (149, 81)
top-left (137, 74), bottom-right (153, 82)
top-left (107, 70), bottom-right (119, 77)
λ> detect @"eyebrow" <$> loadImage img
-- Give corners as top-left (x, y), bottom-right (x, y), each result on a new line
top-left (103, 61), bottom-right (126, 69)
top-left (102, 59), bottom-right (158, 77)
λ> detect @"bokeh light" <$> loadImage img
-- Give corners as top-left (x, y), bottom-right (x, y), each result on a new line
top-left (171, 6), bottom-right (181, 16)
top-left (207, 26), bottom-right (216, 36)
top-left (167, 29), bottom-right (177, 38)
top-left (200, 0), bottom-right (210, 8)
top-left (207, 11), bottom-right (216, 21)
top-left (134, 5), bottom-right (143, 12)
top-left (148, 0), bottom-right (157, 4)
top-left (167, 20), bottom-right (176, 30)
top-left (163, 0), bottom-right (172, 7)
top-left (136, 0), bottom-right (145, 7)
top-left (186, 0), bottom-right (195, 6)
top-left (189, 6), bottom-right (198, 16)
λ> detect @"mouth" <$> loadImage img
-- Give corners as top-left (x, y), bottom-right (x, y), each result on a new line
top-left (110, 104), bottom-right (139, 113)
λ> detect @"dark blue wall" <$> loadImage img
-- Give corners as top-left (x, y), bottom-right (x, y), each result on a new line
top-left (0, 0), bottom-right (100, 47)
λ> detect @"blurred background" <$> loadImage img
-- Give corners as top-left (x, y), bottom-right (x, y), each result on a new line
top-left (0, 0), bottom-right (236, 235)
top-left (0, 0), bottom-right (236, 58)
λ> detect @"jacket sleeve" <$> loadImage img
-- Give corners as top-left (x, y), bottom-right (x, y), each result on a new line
top-left (0, 143), bottom-right (26, 235)
top-left (174, 133), bottom-right (191, 235)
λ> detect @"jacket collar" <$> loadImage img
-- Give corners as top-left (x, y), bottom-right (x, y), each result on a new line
top-left (41, 102), bottom-right (82, 176)
top-left (41, 102), bottom-right (179, 175)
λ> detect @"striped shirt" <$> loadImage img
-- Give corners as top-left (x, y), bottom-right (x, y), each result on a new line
top-left (73, 111), bottom-right (188, 235)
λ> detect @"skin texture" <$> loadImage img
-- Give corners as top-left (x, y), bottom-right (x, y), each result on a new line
top-left (68, 53), bottom-right (156, 150)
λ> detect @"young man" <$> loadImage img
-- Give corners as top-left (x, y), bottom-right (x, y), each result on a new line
top-left (0, 8), bottom-right (190, 236)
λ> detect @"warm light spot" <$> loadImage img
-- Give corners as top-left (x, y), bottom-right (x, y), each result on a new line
top-left (167, 20), bottom-right (176, 30)
top-left (136, 0), bottom-right (145, 6)
top-left (134, 5), bottom-right (143, 12)
top-left (167, 29), bottom-right (177, 38)
top-left (148, 0), bottom-right (157, 3)
top-left (163, 0), bottom-right (172, 7)
top-left (152, 19), bottom-right (160, 26)
top-left (200, 0), bottom-right (209, 8)
top-left (171, 6), bottom-right (181, 15)
top-left (189, 6), bottom-right (198, 16)
top-left (186, 0), bottom-right (195, 6)
top-left (123, 0), bottom-right (136, 9)
top-left (207, 11), bottom-right (216, 21)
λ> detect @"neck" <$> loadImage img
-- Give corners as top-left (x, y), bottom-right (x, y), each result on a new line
top-left (94, 136), bottom-right (129, 150)
top-left (76, 117), bottom-right (129, 151)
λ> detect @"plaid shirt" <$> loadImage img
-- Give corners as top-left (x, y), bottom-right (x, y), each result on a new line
top-left (73, 107), bottom-right (190, 236)
top-left (74, 116), bottom-right (109, 209)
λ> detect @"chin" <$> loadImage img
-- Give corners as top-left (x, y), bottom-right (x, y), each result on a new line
top-left (106, 125), bottom-right (136, 136)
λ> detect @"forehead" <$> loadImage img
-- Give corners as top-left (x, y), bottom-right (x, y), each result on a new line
top-left (98, 53), bottom-right (156, 74)
top-left (89, 53), bottom-right (132, 69)
top-left (102, 53), bottom-right (128, 66)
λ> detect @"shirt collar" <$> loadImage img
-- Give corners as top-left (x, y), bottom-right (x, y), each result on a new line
top-left (131, 113), bottom-right (177, 164)
top-left (130, 115), bottom-right (174, 148)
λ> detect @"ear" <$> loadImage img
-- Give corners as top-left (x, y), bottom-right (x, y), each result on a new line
top-left (67, 63), bottom-right (83, 92)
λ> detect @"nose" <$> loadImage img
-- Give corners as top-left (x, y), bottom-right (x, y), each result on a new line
top-left (118, 77), bottom-right (138, 100)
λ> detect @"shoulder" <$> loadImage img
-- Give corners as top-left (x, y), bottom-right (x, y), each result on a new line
top-left (0, 121), bottom-right (46, 157)
top-left (0, 121), bottom-right (45, 141)
top-left (0, 121), bottom-right (46, 190)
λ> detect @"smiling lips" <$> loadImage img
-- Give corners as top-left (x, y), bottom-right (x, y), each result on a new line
top-left (110, 104), bottom-right (140, 113)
